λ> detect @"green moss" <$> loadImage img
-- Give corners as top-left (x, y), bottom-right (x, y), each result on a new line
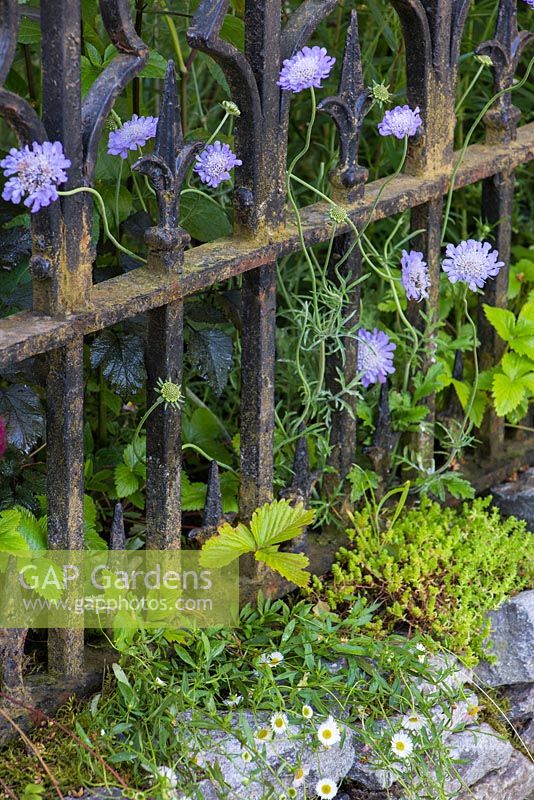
top-left (312, 496), bottom-right (534, 665)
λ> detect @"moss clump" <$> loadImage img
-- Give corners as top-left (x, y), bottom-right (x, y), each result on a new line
top-left (312, 496), bottom-right (534, 665)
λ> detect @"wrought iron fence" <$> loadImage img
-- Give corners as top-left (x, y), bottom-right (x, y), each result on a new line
top-left (0, 0), bottom-right (533, 699)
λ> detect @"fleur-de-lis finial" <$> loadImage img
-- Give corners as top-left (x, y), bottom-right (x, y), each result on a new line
top-left (318, 11), bottom-right (370, 202)
top-left (476, 0), bottom-right (534, 140)
top-left (133, 61), bottom-right (203, 272)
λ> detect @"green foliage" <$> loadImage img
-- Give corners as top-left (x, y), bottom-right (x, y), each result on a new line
top-left (89, 327), bottom-right (147, 398)
top-left (200, 499), bottom-right (315, 587)
top-left (313, 497), bottom-right (533, 665)
top-left (0, 498), bottom-right (107, 553)
top-left (483, 303), bottom-right (534, 418)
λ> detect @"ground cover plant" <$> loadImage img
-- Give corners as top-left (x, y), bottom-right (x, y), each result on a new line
top-left (0, 1), bottom-right (534, 799)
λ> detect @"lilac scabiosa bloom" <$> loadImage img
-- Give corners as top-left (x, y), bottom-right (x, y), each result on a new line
top-left (378, 105), bottom-right (422, 139)
top-left (401, 249), bottom-right (430, 302)
top-left (522, 0), bottom-right (534, 8)
top-left (442, 240), bottom-right (504, 291)
top-left (358, 328), bottom-right (396, 388)
top-left (107, 114), bottom-right (158, 159)
top-left (194, 141), bottom-right (242, 188)
top-left (0, 141), bottom-right (70, 213)
top-left (278, 46), bottom-right (336, 93)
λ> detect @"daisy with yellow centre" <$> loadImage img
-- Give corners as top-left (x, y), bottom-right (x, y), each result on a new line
top-left (254, 726), bottom-right (273, 743)
top-left (270, 711), bottom-right (289, 735)
top-left (401, 712), bottom-right (425, 731)
top-left (302, 704), bottom-right (314, 720)
top-left (317, 716), bottom-right (341, 748)
top-left (315, 777), bottom-right (338, 799)
top-left (292, 765), bottom-right (310, 788)
top-left (391, 731), bottom-right (414, 759)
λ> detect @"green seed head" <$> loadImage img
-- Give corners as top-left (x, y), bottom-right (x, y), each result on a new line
top-left (156, 379), bottom-right (183, 406)
top-left (371, 81), bottom-right (392, 106)
top-left (474, 54), bottom-right (493, 67)
top-left (329, 205), bottom-right (349, 225)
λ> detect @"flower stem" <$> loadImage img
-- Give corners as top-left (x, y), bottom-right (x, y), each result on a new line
top-left (58, 187), bottom-right (146, 264)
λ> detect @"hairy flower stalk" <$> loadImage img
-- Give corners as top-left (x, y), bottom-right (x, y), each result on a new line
top-left (278, 46), bottom-right (336, 93)
top-left (107, 114), bottom-right (158, 159)
top-left (194, 141), bottom-right (242, 188)
top-left (0, 141), bottom-right (71, 212)
top-left (357, 328), bottom-right (396, 388)
top-left (401, 250), bottom-right (430, 302)
top-left (378, 105), bottom-right (422, 139)
top-left (442, 240), bottom-right (504, 291)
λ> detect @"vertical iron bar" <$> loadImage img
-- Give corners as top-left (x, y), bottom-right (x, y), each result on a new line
top-left (145, 302), bottom-right (183, 550)
top-left (239, 263), bottom-right (276, 517)
top-left (40, 0), bottom-right (86, 677)
top-left (238, 0), bottom-right (281, 518)
top-left (326, 235), bottom-right (362, 483)
top-left (46, 339), bottom-right (85, 676)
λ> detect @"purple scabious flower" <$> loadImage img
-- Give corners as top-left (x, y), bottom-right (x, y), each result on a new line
top-left (378, 105), bottom-right (422, 139)
top-left (442, 239), bottom-right (504, 291)
top-left (278, 46), bottom-right (336, 93)
top-left (401, 249), bottom-right (430, 302)
top-left (0, 141), bottom-right (71, 213)
top-left (194, 141), bottom-right (242, 188)
top-left (358, 328), bottom-right (396, 388)
top-left (107, 114), bottom-right (158, 159)
top-left (522, 0), bottom-right (534, 8)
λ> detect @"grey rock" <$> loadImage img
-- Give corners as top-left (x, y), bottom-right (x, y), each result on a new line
top-left (65, 792), bottom-right (125, 800)
top-left (444, 723), bottom-right (513, 793)
top-left (503, 683), bottom-right (534, 722)
top-left (175, 710), bottom-right (354, 799)
top-left (456, 750), bottom-right (534, 800)
top-left (491, 468), bottom-right (534, 531)
top-left (475, 592), bottom-right (534, 686)
top-left (519, 718), bottom-right (534, 752)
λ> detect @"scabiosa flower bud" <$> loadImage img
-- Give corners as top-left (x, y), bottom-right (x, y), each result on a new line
top-left (194, 141), bottom-right (242, 188)
top-left (358, 328), bottom-right (396, 388)
top-left (221, 100), bottom-right (241, 117)
top-left (278, 46), bottom-right (336, 93)
top-left (0, 417), bottom-right (6, 458)
top-left (442, 240), bottom-right (504, 291)
top-left (401, 250), bottom-right (430, 302)
top-left (0, 141), bottom-right (71, 213)
top-left (107, 114), bottom-right (158, 159)
top-left (378, 105), bottom-right (422, 139)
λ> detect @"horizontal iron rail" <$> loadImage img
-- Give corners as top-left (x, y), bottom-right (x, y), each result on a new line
top-left (1, 121), bottom-right (533, 369)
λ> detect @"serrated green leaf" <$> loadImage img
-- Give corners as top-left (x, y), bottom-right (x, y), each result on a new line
top-left (115, 463), bottom-right (140, 498)
top-left (492, 372), bottom-right (527, 416)
top-left (0, 384), bottom-right (45, 453)
top-left (199, 522), bottom-right (256, 568)
top-left (14, 506), bottom-right (47, 550)
top-left (90, 329), bottom-right (146, 397)
top-left (0, 509), bottom-right (28, 553)
top-left (188, 328), bottom-right (233, 396)
top-left (250, 500), bottom-right (315, 548)
top-left (483, 305), bottom-right (516, 342)
top-left (182, 474), bottom-right (207, 512)
top-left (256, 548), bottom-right (310, 588)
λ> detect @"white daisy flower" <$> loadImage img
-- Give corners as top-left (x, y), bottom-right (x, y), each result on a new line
top-left (254, 726), bottom-right (273, 743)
top-left (270, 711), bottom-right (289, 735)
top-left (317, 716), bottom-right (341, 748)
top-left (415, 643), bottom-right (426, 663)
top-left (223, 693), bottom-right (243, 707)
top-left (401, 711), bottom-right (425, 731)
top-left (154, 676), bottom-right (167, 687)
top-left (292, 764), bottom-right (310, 788)
top-left (155, 765), bottom-right (178, 787)
top-left (259, 650), bottom-right (284, 667)
top-left (391, 731), bottom-right (414, 759)
top-left (302, 704), bottom-right (314, 720)
top-left (191, 751), bottom-right (205, 767)
top-left (315, 777), bottom-right (338, 798)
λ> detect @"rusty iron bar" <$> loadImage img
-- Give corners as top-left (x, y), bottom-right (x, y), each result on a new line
top-left (477, 2), bottom-right (534, 456)
top-left (1, 124), bottom-right (533, 369)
